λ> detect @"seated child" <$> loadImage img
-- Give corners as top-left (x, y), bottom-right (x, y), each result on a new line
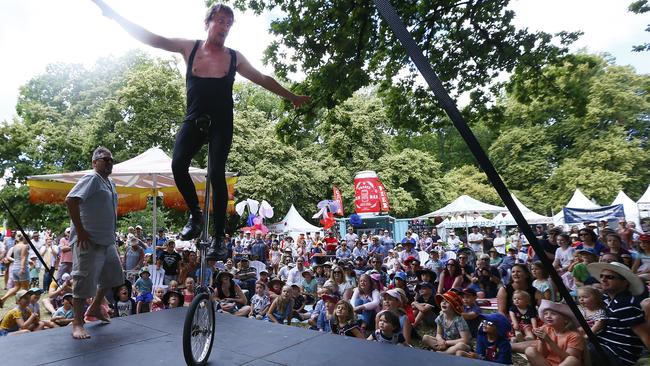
top-left (135, 267), bottom-right (153, 314)
top-left (329, 300), bottom-right (364, 338)
top-left (28, 288), bottom-right (57, 329)
top-left (457, 313), bottom-right (512, 364)
top-left (368, 310), bottom-right (406, 345)
top-left (51, 293), bottom-right (75, 327)
top-left (290, 284), bottom-right (310, 321)
top-left (150, 286), bottom-right (166, 312)
top-left (317, 293), bottom-right (339, 332)
top-left (163, 290), bottom-right (184, 309)
top-left (411, 281), bottom-right (438, 328)
top-left (249, 281), bottom-right (271, 320)
top-left (422, 290), bottom-right (471, 354)
top-left (576, 286), bottom-right (605, 336)
top-left (509, 290), bottom-right (538, 341)
top-left (266, 285), bottom-right (294, 325)
top-left (182, 277), bottom-right (196, 306)
top-left (461, 288), bottom-right (482, 338)
top-left (525, 300), bottom-right (585, 366)
top-left (0, 289), bottom-right (41, 336)
top-left (112, 280), bottom-right (136, 317)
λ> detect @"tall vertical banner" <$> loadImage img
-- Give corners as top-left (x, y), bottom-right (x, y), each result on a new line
top-left (332, 186), bottom-right (345, 216)
top-left (354, 171), bottom-right (389, 214)
top-left (377, 182), bottom-right (390, 212)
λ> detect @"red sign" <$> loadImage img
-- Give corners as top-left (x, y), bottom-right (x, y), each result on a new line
top-left (333, 186), bottom-right (344, 216)
top-left (377, 182), bottom-right (390, 212)
top-left (354, 176), bottom-right (381, 214)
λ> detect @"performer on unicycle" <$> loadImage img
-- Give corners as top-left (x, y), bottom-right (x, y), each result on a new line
top-left (90, 1), bottom-right (310, 261)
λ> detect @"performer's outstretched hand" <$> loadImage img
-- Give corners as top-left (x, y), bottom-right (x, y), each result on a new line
top-left (291, 95), bottom-right (311, 109)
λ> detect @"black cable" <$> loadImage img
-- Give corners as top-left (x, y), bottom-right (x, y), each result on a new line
top-left (372, 0), bottom-right (608, 360)
top-left (1, 198), bottom-right (58, 286)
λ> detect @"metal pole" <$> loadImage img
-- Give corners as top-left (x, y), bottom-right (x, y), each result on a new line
top-left (152, 173), bottom-right (157, 264)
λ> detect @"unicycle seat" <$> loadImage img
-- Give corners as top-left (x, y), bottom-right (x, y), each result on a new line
top-left (194, 114), bottom-right (211, 143)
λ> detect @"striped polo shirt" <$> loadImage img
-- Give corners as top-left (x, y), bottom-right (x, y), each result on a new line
top-left (598, 290), bottom-right (646, 365)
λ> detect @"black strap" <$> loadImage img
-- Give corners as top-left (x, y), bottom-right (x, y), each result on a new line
top-left (372, 0), bottom-right (608, 359)
top-left (0, 199), bottom-right (56, 286)
top-left (187, 40), bottom-right (201, 77)
top-left (228, 48), bottom-right (237, 77)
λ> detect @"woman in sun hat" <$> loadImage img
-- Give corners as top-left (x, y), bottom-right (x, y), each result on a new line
top-left (524, 299), bottom-right (584, 366)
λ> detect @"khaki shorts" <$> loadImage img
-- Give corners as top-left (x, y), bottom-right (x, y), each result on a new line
top-left (72, 242), bottom-right (124, 299)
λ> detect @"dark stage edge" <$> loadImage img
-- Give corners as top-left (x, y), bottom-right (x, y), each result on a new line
top-left (0, 307), bottom-right (493, 366)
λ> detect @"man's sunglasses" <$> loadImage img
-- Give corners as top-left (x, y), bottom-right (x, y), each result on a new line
top-left (600, 274), bottom-right (624, 281)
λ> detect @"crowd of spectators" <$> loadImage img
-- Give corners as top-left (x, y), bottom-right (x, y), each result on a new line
top-left (1, 220), bottom-right (649, 366)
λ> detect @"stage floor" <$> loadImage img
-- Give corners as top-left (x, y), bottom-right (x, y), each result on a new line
top-left (1, 307), bottom-right (491, 365)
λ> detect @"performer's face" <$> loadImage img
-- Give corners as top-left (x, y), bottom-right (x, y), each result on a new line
top-left (93, 153), bottom-right (114, 177)
top-left (206, 11), bottom-right (233, 44)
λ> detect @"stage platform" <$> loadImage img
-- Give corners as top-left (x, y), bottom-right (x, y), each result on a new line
top-left (1, 307), bottom-right (492, 365)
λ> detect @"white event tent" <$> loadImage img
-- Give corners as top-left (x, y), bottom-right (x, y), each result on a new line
top-left (268, 204), bottom-right (322, 239)
top-left (419, 195), bottom-right (505, 238)
top-left (611, 190), bottom-right (641, 229)
top-left (493, 194), bottom-right (552, 226)
top-left (552, 189), bottom-right (600, 226)
top-left (638, 185), bottom-right (650, 218)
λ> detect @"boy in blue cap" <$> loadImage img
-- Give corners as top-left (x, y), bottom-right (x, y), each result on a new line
top-left (457, 312), bottom-right (512, 364)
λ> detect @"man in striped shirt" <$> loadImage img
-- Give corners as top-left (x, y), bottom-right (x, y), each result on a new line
top-left (587, 262), bottom-right (650, 366)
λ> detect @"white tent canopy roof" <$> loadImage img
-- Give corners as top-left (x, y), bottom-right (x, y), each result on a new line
top-left (553, 188), bottom-right (601, 225)
top-left (437, 214), bottom-right (495, 229)
top-left (636, 184), bottom-right (650, 213)
top-left (418, 195), bottom-right (505, 219)
top-left (268, 204), bottom-right (321, 234)
top-left (493, 194), bottom-right (552, 225)
top-left (27, 147), bottom-right (235, 188)
top-left (612, 190), bottom-right (641, 228)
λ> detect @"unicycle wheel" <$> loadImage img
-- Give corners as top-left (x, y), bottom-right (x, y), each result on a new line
top-left (182, 292), bottom-right (215, 365)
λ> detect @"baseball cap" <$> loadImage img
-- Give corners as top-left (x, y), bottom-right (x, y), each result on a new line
top-left (16, 289), bottom-right (35, 303)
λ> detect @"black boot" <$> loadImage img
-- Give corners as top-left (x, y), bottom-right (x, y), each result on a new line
top-left (206, 235), bottom-right (228, 261)
top-left (180, 211), bottom-right (203, 240)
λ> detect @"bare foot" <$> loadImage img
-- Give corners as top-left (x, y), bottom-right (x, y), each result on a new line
top-left (72, 323), bottom-right (91, 339)
top-left (85, 307), bottom-right (111, 323)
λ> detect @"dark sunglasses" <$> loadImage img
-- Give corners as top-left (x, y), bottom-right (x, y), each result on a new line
top-left (600, 274), bottom-right (624, 280)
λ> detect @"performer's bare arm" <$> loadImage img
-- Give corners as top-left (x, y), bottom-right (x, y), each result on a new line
top-left (91, 0), bottom-right (194, 59)
top-left (236, 52), bottom-right (310, 108)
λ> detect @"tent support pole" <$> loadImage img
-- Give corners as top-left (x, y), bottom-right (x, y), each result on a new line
top-left (152, 174), bottom-right (157, 263)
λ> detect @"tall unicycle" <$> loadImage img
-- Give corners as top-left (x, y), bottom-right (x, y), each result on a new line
top-left (183, 116), bottom-right (216, 365)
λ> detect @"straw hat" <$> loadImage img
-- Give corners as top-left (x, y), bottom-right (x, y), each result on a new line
top-left (538, 299), bottom-right (579, 327)
top-left (587, 262), bottom-right (645, 296)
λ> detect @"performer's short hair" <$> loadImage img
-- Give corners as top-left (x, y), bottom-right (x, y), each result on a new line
top-left (92, 146), bottom-right (112, 161)
top-left (205, 4), bottom-right (234, 24)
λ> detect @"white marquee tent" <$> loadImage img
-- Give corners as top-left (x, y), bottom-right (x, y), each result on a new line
top-left (553, 189), bottom-right (600, 226)
top-left (268, 204), bottom-right (322, 239)
top-left (493, 194), bottom-right (553, 226)
top-left (638, 185), bottom-right (650, 217)
top-left (418, 195), bottom-right (505, 219)
top-left (611, 190), bottom-right (641, 229)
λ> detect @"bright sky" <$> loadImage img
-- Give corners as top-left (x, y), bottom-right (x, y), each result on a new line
top-left (0, 0), bottom-right (648, 122)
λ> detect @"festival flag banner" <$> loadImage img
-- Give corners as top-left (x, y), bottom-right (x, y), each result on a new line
top-left (377, 182), bottom-right (390, 212)
top-left (333, 186), bottom-right (344, 216)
